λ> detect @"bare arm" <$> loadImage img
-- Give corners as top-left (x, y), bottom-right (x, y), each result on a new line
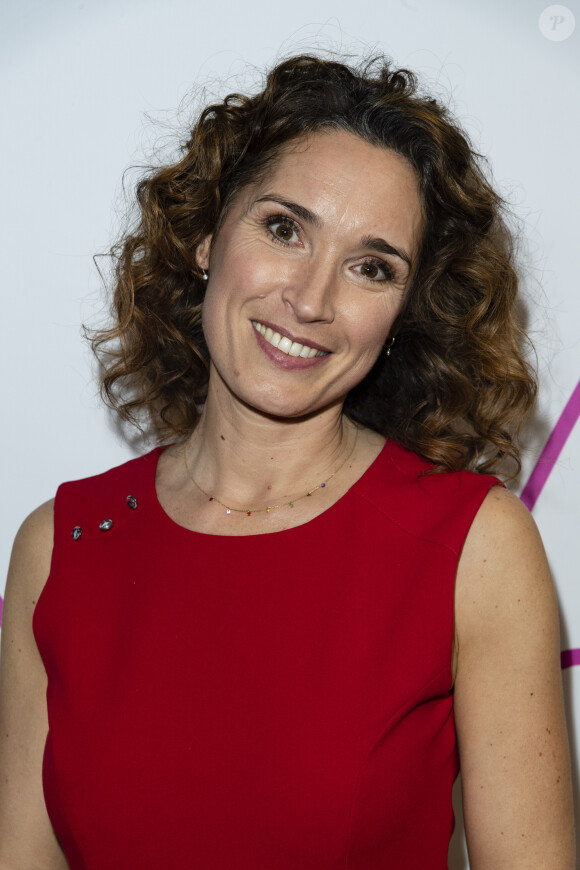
top-left (454, 486), bottom-right (575, 868)
top-left (0, 501), bottom-right (69, 870)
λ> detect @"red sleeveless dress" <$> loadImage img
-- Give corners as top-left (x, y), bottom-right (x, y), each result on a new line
top-left (33, 441), bottom-right (500, 869)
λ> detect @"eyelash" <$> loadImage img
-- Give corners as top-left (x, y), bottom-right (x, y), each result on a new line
top-left (262, 214), bottom-right (396, 283)
top-left (354, 258), bottom-right (395, 283)
top-left (264, 214), bottom-right (301, 246)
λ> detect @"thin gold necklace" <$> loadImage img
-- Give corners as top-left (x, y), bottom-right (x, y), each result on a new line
top-left (183, 428), bottom-right (358, 517)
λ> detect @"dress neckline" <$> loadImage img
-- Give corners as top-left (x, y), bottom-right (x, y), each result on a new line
top-left (148, 439), bottom-right (390, 540)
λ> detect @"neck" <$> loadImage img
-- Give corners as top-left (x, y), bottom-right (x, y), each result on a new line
top-left (183, 384), bottom-right (354, 510)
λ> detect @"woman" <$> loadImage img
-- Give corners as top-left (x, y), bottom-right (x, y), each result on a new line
top-left (0, 55), bottom-right (575, 868)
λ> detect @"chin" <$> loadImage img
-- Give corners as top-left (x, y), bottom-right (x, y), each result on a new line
top-left (242, 388), bottom-right (346, 422)
top-left (246, 398), bottom-right (319, 421)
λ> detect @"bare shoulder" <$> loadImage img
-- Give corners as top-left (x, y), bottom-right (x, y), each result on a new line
top-left (2, 498), bottom-right (56, 661)
top-left (461, 482), bottom-right (545, 556)
top-left (6, 499), bottom-right (56, 610)
top-left (15, 498), bottom-right (55, 546)
top-left (453, 485), bottom-right (558, 693)
top-left (455, 485), bottom-right (555, 648)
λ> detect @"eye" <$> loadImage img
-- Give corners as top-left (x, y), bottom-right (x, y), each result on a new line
top-left (266, 216), bottom-right (300, 245)
top-left (355, 259), bottom-right (395, 283)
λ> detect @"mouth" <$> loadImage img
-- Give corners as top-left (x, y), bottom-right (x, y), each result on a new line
top-left (251, 321), bottom-right (329, 359)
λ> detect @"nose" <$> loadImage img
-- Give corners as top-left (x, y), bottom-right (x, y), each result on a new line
top-left (281, 261), bottom-right (336, 324)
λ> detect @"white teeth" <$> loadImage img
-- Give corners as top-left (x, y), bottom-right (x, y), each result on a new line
top-left (252, 321), bottom-right (327, 359)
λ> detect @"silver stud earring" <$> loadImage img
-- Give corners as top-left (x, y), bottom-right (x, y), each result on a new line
top-left (385, 336), bottom-right (395, 356)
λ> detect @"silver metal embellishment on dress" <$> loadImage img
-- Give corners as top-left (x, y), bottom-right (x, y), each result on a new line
top-left (99, 519), bottom-right (113, 531)
top-left (71, 526), bottom-right (82, 540)
top-left (126, 496), bottom-right (138, 509)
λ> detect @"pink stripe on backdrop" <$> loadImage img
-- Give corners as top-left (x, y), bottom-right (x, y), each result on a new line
top-left (561, 649), bottom-right (580, 670)
top-left (520, 380), bottom-right (580, 511)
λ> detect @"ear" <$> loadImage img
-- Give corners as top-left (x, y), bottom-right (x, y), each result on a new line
top-left (195, 235), bottom-right (212, 272)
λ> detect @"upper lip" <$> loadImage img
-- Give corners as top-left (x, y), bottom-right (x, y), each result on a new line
top-left (251, 319), bottom-right (331, 353)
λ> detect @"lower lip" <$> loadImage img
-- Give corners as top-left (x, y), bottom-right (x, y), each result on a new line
top-left (252, 325), bottom-right (330, 371)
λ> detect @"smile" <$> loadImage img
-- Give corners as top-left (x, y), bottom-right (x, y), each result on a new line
top-left (251, 321), bottom-right (328, 358)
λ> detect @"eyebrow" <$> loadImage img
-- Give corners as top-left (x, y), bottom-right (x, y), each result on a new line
top-left (253, 195), bottom-right (322, 229)
top-left (359, 235), bottom-right (412, 268)
top-left (252, 194), bottom-right (412, 267)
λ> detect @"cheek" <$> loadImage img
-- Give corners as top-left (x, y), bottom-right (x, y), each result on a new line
top-left (347, 295), bottom-right (402, 355)
top-left (207, 242), bottom-right (291, 312)
top-left (200, 279), bottom-right (216, 328)
top-left (233, 242), bottom-right (298, 296)
top-left (200, 280), bottom-right (228, 360)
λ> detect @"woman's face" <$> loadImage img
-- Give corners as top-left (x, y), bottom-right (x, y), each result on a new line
top-left (197, 130), bottom-right (423, 420)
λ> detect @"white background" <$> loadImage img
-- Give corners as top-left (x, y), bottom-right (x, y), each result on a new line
top-left (1, 0), bottom-right (579, 865)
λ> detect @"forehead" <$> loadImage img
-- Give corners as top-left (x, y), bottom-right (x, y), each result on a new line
top-left (241, 131), bottom-right (424, 250)
top-left (272, 129), bottom-right (416, 179)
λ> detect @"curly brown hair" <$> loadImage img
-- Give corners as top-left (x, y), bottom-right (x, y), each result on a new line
top-left (91, 54), bottom-right (536, 476)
